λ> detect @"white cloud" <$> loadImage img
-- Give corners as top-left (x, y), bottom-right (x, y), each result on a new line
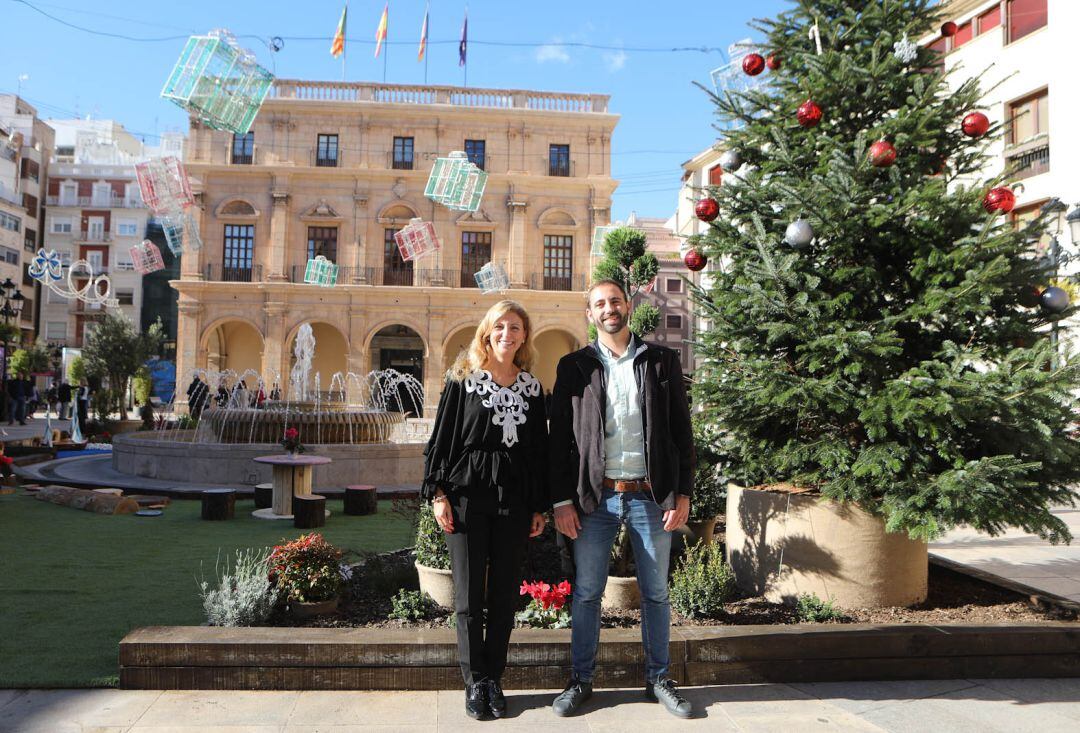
top-left (535, 39), bottom-right (571, 64)
top-left (603, 50), bottom-right (627, 72)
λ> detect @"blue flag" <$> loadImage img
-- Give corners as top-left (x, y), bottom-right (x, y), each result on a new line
top-left (459, 11), bottom-right (468, 66)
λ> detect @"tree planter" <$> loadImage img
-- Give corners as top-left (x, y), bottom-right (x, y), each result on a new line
top-left (601, 575), bottom-right (641, 611)
top-left (725, 484), bottom-right (927, 608)
top-left (289, 597), bottom-right (339, 620)
top-left (415, 561), bottom-right (454, 608)
top-left (686, 517), bottom-right (718, 545)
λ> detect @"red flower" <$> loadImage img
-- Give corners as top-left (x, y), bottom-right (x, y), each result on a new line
top-left (284, 427), bottom-right (299, 440)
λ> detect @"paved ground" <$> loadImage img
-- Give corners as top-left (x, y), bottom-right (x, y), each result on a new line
top-left (3, 679), bottom-right (1080, 732)
top-left (931, 505), bottom-right (1080, 606)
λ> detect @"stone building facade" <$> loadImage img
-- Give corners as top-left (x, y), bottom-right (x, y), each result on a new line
top-left (175, 80), bottom-right (619, 412)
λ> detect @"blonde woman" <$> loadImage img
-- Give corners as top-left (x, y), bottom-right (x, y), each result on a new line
top-left (422, 300), bottom-right (549, 720)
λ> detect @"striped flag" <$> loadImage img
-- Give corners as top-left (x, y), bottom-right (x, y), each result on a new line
top-left (330, 4), bottom-right (347, 58)
top-left (458, 9), bottom-right (468, 66)
top-left (418, 4), bottom-right (428, 61)
top-left (374, 2), bottom-right (388, 58)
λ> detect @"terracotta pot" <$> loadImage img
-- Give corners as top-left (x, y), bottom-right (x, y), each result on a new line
top-left (725, 484), bottom-right (928, 608)
top-left (289, 596), bottom-right (339, 620)
top-left (686, 517), bottom-right (718, 545)
top-left (601, 574), bottom-right (640, 611)
top-left (415, 561), bottom-right (454, 608)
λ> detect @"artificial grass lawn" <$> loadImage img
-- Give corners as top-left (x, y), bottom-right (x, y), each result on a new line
top-left (0, 491), bottom-right (413, 688)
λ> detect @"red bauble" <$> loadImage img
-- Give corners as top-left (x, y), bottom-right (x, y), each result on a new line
top-left (766, 53), bottom-right (781, 70)
top-left (742, 53), bottom-right (766, 76)
top-left (961, 111), bottom-right (990, 138)
top-left (941, 21), bottom-right (958, 37)
top-left (684, 248), bottom-right (708, 272)
top-left (694, 197), bottom-right (720, 222)
top-left (868, 140), bottom-right (898, 167)
top-left (983, 187), bottom-right (1016, 214)
top-left (796, 99), bottom-right (823, 128)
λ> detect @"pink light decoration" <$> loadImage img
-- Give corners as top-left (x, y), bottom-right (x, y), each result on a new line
top-left (130, 240), bottom-right (166, 274)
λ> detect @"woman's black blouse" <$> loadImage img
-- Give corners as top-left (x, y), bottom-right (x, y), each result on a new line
top-left (422, 370), bottom-right (549, 514)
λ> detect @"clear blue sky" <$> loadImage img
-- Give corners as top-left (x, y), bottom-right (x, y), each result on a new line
top-left (1, 0), bottom-right (787, 221)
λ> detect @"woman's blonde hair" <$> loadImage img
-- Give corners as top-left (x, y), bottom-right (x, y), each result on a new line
top-left (449, 300), bottom-right (536, 381)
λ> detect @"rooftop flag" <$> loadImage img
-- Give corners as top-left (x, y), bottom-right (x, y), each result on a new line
top-left (418, 4), bottom-right (428, 61)
top-left (374, 3), bottom-right (388, 58)
top-left (330, 4), bottom-right (347, 58)
top-left (459, 9), bottom-right (467, 66)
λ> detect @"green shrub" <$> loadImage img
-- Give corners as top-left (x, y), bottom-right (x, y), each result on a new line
top-left (198, 547), bottom-right (281, 626)
top-left (795, 593), bottom-right (844, 623)
top-left (388, 589), bottom-right (436, 621)
top-left (669, 540), bottom-right (736, 618)
top-left (415, 501), bottom-right (450, 570)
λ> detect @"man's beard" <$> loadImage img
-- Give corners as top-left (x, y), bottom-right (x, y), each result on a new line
top-left (596, 313), bottom-right (625, 333)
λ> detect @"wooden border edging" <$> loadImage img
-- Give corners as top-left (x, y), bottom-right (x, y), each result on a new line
top-left (119, 623), bottom-right (1080, 690)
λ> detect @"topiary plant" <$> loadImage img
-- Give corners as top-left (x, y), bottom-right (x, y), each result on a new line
top-left (415, 502), bottom-right (450, 570)
top-left (669, 539), bottom-right (736, 618)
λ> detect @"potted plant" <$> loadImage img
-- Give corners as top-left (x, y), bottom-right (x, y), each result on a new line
top-left (268, 532), bottom-right (344, 618)
top-left (280, 427), bottom-right (305, 456)
top-left (602, 528), bottom-right (640, 611)
top-left (414, 502), bottom-right (453, 608)
top-left (686, 416), bottom-right (728, 545)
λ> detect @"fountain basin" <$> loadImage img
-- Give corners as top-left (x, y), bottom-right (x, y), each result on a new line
top-left (112, 431), bottom-right (425, 490)
top-left (203, 409), bottom-right (405, 444)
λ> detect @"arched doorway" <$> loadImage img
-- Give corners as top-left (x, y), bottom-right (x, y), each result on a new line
top-left (286, 322), bottom-right (349, 398)
top-left (203, 320), bottom-right (263, 376)
top-left (370, 324), bottom-right (425, 416)
top-left (532, 328), bottom-right (580, 392)
top-left (443, 325), bottom-right (475, 374)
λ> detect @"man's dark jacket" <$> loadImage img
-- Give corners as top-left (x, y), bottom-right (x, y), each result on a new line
top-left (548, 338), bottom-right (695, 514)
top-left (58, 383), bottom-right (72, 403)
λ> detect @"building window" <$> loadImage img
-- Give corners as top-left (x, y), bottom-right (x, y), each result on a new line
top-left (91, 184), bottom-right (110, 207)
top-left (60, 183), bottom-right (76, 205)
top-left (952, 20), bottom-right (973, 48)
top-left (116, 290), bottom-right (135, 306)
top-left (666, 278), bottom-right (683, 293)
top-left (117, 219), bottom-right (138, 237)
top-left (383, 228), bottom-right (413, 285)
top-left (708, 165), bottom-right (722, 186)
top-left (392, 137), bottom-right (414, 170)
top-left (20, 158), bottom-right (39, 183)
top-left (543, 235), bottom-right (573, 290)
top-left (46, 321), bottom-right (66, 340)
top-left (0, 246), bottom-right (18, 264)
top-left (223, 224), bottom-right (255, 278)
top-left (1012, 200), bottom-right (1052, 257)
top-left (0, 211), bottom-right (19, 232)
top-left (465, 139), bottom-right (486, 171)
top-left (307, 226), bottom-right (338, 261)
top-left (461, 231), bottom-right (492, 287)
top-left (20, 297), bottom-right (32, 322)
top-left (977, 5), bottom-right (1002, 35)
top-left (24, 228), bottom-right (35, 252)
top-left (22, 193), bottom-right (38, 216)
top-left (22, 263), bottom-right (33, 286)
top-left (231, 132), bottom-right (254, 164)
top-left (666, 314), bottom-right (683, 329)
top-left (50, 217), bottom-right (73, 234)
top-left (316, 134), bottom-right (339, 167)
top-left (1009, 89), bottom-right (1048, 145)
top-left (549, 144), bottom-right (570, 177)
top-left (1008, 0), bottom-right (1047, 43)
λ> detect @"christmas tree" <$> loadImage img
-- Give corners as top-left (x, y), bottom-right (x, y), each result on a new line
top-left (692, 0), bottom-right (1080, 542)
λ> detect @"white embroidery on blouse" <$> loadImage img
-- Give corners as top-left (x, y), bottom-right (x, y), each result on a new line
top-left (463, 370), bottom-right (541, 447)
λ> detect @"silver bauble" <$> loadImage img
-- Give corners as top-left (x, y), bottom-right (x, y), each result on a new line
top-left (719, 149), bottom-right (743, 172)
top-left (1040, 286), bottom-right (1070, 314)
top-left (784, 218), bottom-right (814, 249)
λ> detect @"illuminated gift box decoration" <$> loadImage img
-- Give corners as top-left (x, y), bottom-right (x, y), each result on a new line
top-left (592, 225), bottom-right (618, 256)
top-left (303, 255), bottom-right (339, 286)
top-left (135, 156), bottom-right (194, 214)
top-left (473, 262), bottom-right (510, 294)
top-left (160, 29), bottom-right (273, 135)
top-left (160, 208), bottom-right (203, 256)
top-left (393, 218), bottom-right (441, 262)
top-left (424, 151), bottom-right (487, 212)
top-left (130, 240), bottom-right (166, 274)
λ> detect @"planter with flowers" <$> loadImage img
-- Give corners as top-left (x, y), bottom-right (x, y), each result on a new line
top-left (269, 533), bottom-right (344, 619)
top-left (516, 580), bottom-right (571, 629)
top-left (414, 502), bottom-right (453, 607)
top-left (280, 427), bottom-right (305, 456)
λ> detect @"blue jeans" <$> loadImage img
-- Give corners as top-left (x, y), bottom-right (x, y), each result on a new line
top-left (571, 488), bottom-right (672, 684)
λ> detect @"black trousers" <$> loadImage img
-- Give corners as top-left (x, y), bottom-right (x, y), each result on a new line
top-left (444, 495), bottom-right (530, 686)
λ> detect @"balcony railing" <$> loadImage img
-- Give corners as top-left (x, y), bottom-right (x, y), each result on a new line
top-left (204, 264), bottom-right (262, 282)
top-left (45, 195), bottom-right (143, 209)
top-left (529, 273), bottom-right (587, 292)
top-left (72, 230), bottom-right (112, 243)
top-left (1007, 142), bottom-right (1050, 181)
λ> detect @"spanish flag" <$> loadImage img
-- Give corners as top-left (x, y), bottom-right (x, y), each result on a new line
top-left (374, 2), bottom-right (388, 58)
top-left (418, 4), bottom-right (429, 61)
top-left (330, 4), bottom-right (347, 58)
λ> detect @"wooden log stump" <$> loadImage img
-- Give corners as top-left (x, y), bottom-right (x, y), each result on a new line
top-left (344, 485), bottom-right (378, 516)
top-left (254, 483), bottom-right (273, 510)
top-left (201, 489), bottom-right (235, 521)
top-left (35, 486), bottom-right (139, 514)
top-left (294, 494), bottom-right (327, 529)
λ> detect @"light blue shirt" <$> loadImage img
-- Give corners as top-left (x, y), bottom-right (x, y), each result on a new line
top-left (596, 336), bottom-right (647, 479)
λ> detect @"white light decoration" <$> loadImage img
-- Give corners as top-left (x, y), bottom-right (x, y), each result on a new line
top-left (160, 208), bottom-right (202, 255)
top-left (130, 240), bottom-right (166, 274)
top-left (303, 255), bottom-right (338, 286)
top-left (135, 156), bottom-right (194, 214)
top-left (28, 248), bottom-right (116, 309)
top-left (473, 262), bottom-right (510, 294)
top-left (393, 218), bottom-right (441, 262)
top-left (592, 224), bottom-right (619, 256)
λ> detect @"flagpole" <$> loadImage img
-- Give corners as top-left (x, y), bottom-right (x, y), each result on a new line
top-left (423, 2), bottom-right (429, 84)
top-left (383, 2), bottom-right (389, 83)
top-left (342, 2), bottom-right (348, 82)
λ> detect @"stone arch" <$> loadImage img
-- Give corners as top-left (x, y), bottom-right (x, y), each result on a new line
top-left (214, 197), bottom-right (260, 218)
top-left (199, 317), bottom-right (265, 376)
top-left (363, 317), bottom-right (430, 357)
top-left (442, 322), bottom-right (478, 373)
top-left (283, 320), bottom-right (350, 388)
top-left (536, 206), bottom-right (578, 228)
top-left (531, 325), bottom-right (582, 390)
top-left (376, 200), bottom-right (422, 223)
top-left (366, 322), bottom-right (428, 416)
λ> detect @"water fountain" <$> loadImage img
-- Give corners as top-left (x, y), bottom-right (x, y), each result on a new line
top-left (111, 323), bottom-right (431, 490)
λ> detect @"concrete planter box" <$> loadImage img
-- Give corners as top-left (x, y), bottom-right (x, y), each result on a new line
top-left (415, 562), bottom-right (454, 609)
top-left (726, 484), bottom-right (928, 608)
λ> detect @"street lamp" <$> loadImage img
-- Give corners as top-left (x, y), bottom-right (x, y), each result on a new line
top-left (1038, 199), bottom-right (1079, 368)
top-left (0, 277), bottom-right (25, 422)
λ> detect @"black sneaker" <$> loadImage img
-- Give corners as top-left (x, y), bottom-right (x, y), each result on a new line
top-left (488, 679), bottom-right (507, 718)
top-left (465, 681), bottom-right (489, 720)
top-left (646, 677), bottom-right (692, 718)
top-left (551, 677), bottom-right (592, 717)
